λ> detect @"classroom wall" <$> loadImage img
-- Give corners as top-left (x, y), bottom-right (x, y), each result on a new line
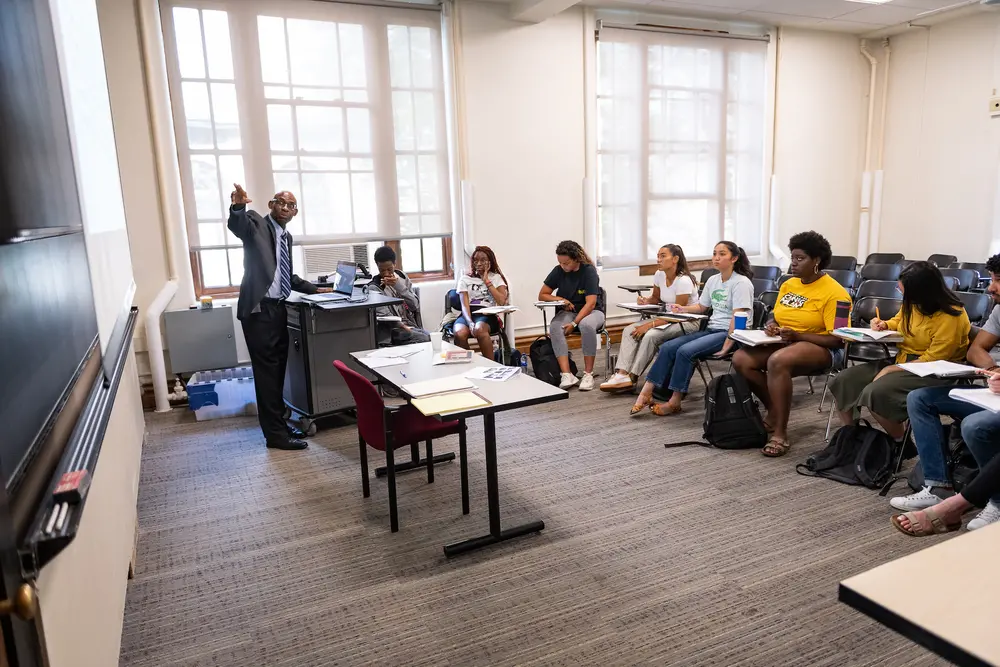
top-left (879, 13), bottom-right (1000, 263)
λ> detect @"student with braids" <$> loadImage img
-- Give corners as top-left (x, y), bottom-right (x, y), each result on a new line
top-left (538, 241), bottom-right (605, 391)
top-left (454, 246), bottom-right (510, 359)
top-left (631, 241), bottom-right (755, 416)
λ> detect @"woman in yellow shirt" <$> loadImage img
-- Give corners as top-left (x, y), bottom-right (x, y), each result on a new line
top-left (830, 261), bottom-right (971, 445)
top-left (733, 232), bottom-right (851, 457)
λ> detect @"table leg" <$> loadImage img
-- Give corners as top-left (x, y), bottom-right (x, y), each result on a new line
top-left (443, 412), bottom-right (545, 557)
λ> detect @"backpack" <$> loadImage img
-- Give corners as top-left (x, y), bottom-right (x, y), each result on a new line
top-left (904, 422), bottom-right (979, 493)
top-left (664, 373), bottom-right (768, 450)
top-left (528, 337), bottom-right (577, 387)
top-left (796, 420), bottom-right (896, 489)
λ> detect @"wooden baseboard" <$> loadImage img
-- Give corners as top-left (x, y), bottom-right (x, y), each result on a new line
top-left (513, 322), bottom-right (628, 354)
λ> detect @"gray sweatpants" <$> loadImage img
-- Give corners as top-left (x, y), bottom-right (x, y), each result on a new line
top-left (616, 322), bottom-right (685, 376)
top-left (549, 309), bottom-right (606, 357)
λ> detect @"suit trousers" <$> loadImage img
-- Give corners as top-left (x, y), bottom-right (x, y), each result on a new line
top-left (242, 300), bottom-right (289, 445)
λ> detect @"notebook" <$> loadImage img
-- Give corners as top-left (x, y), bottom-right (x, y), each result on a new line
top-left (834, 327), bottom-right (899, 341)
top-left (899, 361), bottom-right (978, 378)
top-left (400, 375), bottom-right (476, 397)
top-left (729, 330), bottom-right (783, 347)
top-left (411, 392), bottom-right (491, 416)
top-left (949, 388), bottom-right (1000, 413)
top-left (477, 305), bottom-right (520, 315)
top-left (616, 303), bottom-right (663, 310)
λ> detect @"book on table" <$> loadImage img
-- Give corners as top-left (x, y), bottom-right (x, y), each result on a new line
top-left (400, 375), bottom-right (477, 397)
top-left (949, 387), bottom-right (1000, 413)
top-left (899, 361), bottom-right (978, 378)
top-left (729, 330), bottom-right (783, 346)
top-left (834, 327), bottom-right (899, 341)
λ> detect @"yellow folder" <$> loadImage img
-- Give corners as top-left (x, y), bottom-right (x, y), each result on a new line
top-left (411, 391), bottom-right (491, 416)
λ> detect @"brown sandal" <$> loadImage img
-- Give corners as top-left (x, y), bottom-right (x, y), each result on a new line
top-left (650, 402), bottom-right (682, 416)
top-left (761, 437), bottom-right (790, 457)
top-left (891, 507), bottom-right (961, 537)
top-left (629, 396), bottom-right (651, 416)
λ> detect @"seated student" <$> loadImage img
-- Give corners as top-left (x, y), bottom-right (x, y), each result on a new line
top-left (601, 244), bottom-right (698, 392)
top-left (890, 371), bottom-right (1000, 536)
top-left (829, 261), bottom-right (971, 447)
top-left (631, 241), bottom-right (754, 416)
top-left (370, 246), bottom-right (430, 346)
top-left (732, 231), bottom-right (850, 457)
top-left (538, 240), bottom-right (605, 391)
top-left (454, 246), bottom-right (509, 359)
top-left (889, 252), bottom-right (1000, 515)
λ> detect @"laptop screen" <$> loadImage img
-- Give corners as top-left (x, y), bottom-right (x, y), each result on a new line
top-left (332, 261), bottom-right (357, 296)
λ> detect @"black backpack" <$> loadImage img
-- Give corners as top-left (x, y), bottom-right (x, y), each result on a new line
top-left (902, 422), bottom-right (979, 493)
top-left (796, 420), bottom-right (896, 489)
top-left (528, 337), bottom-right (577, 387)
top-left (665, 373), bottom-right (768, 450)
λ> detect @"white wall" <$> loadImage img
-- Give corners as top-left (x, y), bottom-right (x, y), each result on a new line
top-left (772, 28), bottom-right (868, 258)
top-left (880, 13), bottom-right (1000, 262)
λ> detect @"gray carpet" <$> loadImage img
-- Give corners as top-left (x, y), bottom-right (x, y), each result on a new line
top-left (120, 359), bottom-right (952, 667)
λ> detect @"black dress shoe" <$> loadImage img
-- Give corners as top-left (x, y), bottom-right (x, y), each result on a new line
top-left (287, 426), bottom-right (306, 439)
top-left (266, 438), bottom-right (308, 451)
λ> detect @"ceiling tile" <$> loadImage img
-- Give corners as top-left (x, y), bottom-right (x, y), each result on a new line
top-left (890, 0), bottom-right (967, 8)
top-left (651, 0), bottom-right (764, 10)
top-left (813, 17), bottom-right (884, 32)
top-left (642, 0), bottom-right (749, 17)
top-left (837, 4), bottom-right (927, 25)
top-left (741, 0), bottom-right (860, 19)
top-left (738, 10), bottom-right (826, 27)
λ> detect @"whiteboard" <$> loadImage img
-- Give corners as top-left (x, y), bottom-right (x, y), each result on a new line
top-left (49, 0), bottom-right (136, 354)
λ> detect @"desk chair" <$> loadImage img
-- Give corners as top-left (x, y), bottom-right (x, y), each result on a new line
top-left (752, 278), bottom-right (777, 296)
top-left (776, 274), bottom-right (793, 290)
top-left (440, 289), bottom-right (513, 364)
top-left (860, 263), bottom-right (903, 283)
top-left (855, 280), bottom-right (901, 300)
top-left (957, 291), bottom-right (992, 327)
top-left (759, 290), bottom-right (779, 312)
top-left (533, 289), bottom-right (612, 377)
top-left (696, 301), bottom-right (769, 383)
top-left (897, 259), bottom-right (917, 269)
top-left (751, 265), bottom-right (781, 282)
top-left (939, 268), bottom-right (979, 293)
top-left (829, 255), bottom-right (858, 272)
top-left (699, 268), bottom-right (720, 289)
top-left (333, 361), bottom-right (467, 533)
top-left (864, 252), bottom-right (904, 265)
top-left (952, 262), bottom-right (990, 290)
top-left (825, 269), bottom-right (859, 295)
top-left (928, 253), bottom-right (958, 268)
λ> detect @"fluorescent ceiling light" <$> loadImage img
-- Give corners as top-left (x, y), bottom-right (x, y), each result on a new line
top-left (844, 0), bottom-right (893, 4)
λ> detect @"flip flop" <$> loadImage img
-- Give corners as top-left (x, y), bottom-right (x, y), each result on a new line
top-left (761, 437), bottom-right (790, 457)
top-left (890, 507), bottom-right (961, 537)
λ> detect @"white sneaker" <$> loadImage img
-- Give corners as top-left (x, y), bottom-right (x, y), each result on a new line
top-left (600, 372), bottom-right (634, 392)
top-left (579, 373), bottom-right (595, 391)
top-left (967, 501), bottom-right (1000, 531)
top-left (559, 373), bottom-right (579, 389)
top-left (889, 486), bottom-right (947, 512)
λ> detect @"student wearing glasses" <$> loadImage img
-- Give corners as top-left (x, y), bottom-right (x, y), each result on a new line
top-left (453, 246), bottom-right (510, 359)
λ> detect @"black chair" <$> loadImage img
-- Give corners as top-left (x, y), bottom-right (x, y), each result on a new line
top-left (752, 278), bottom-right (777, 296)
top-left (759, 291), bottom-right (779, 312)
top-left (865, 252), bottom-right (904, 265)
top-left (750, 265), bottom-right (781, 282)
top-left (855, 280), bottom-right (901, 300)
top-left (928, 253), bottom-right (957, 267)
top-left (699, 268), bottom-right (719, 288)
top-left (939, 268), bottom-right (979, 292)
top-left (825, 269), bottom-right (859, 293)
top-left (828, 255), bottom-right (858, 272)
top-left (953, 262), bottom-right (990, 290)
top-left (957, 291), bottom-right (993, 327)
top-left (776, 274), bottom-right (793, 289)
top-left (860, 263), bottom-right (903, 282)
top-left (897, 259), bottom-right (917, 269)
top-left (942, 276), bottom-right (960, 292)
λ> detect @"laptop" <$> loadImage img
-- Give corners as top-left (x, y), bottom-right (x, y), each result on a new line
top-left (323, 261), bottom-right (367, 302)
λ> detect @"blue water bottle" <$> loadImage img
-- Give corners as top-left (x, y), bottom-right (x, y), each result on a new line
top-left (520, 354), bottom-right (528, 375)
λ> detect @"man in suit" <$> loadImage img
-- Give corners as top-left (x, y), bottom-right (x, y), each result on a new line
top-left (228, 184), bottom-right (322, 450)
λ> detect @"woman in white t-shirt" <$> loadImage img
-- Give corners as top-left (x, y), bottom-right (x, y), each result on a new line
top-left (454, 245), bottom-right (509, 358)
top-left (601, 244), bottom-right (699, 392)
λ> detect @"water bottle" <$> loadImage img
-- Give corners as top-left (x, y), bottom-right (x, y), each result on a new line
top-left (520, 354), bottom-right (528, 375)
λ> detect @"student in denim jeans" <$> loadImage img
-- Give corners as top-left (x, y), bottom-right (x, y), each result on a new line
top-left (630, 241), bottom-right (754, 416)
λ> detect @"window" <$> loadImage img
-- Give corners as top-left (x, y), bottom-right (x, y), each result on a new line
top-left (596, 28), bottom-right (767, 267)
top-left (161, 1), bottom-right (451, 295)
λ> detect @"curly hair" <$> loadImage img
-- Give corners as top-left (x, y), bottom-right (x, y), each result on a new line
top-left (467, 245), bottom-right (508, 287)
top-left (555, 240), bottom-right (593, 265)
top-left (788, 231), bottom-right (833, 271)
top-left (986, 253), bottom-right (1000, 277)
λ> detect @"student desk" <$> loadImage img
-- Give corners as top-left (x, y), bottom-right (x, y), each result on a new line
top-left (283, 293), bottom-right (402, 435)
top-left (618, 284), bottom-right (654, 297)
top-left (351, 342), bottom-right (567, 557)
top-left (839, 522), bottom-right (1000, 667)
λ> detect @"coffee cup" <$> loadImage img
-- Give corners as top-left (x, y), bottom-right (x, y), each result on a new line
top-left (430, 331), bottom-right (443, 350)
top-left (734, 312), bottom-right (748, 330)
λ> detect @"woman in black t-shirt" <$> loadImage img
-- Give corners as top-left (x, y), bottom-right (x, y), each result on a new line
top-left (537, 240), bottom-right (605, 391)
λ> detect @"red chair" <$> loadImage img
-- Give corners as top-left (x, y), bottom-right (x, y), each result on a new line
top-left (333, 361), bottom-right (468, 532)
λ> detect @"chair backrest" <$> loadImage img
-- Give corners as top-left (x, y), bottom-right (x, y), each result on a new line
top-left (939, 268), bottom-right (979, 292)
top-left (928, 253), bottom-right (958, 268)
top-left (750, 265), bottom-right (781, 282)
top-left (828, 255), bottom-right (858, 272)
top-left (860, 263), bottom-right (903, 282)
top-left (333, 361), bottom-right (388, 450)
top-left (824, 269), bottom-right (859, 292)
top-left (864, 252), bottom-right (904, 265)
top-left (942, 276), bottom-right (960, 292)
top-left (759, 291), bottom-right (779, 311)
top-left (752, 300), bottom-right (768, 329)
top-left (956, 291), bottom-right (993, 326)
top-left (954, 261), bottom-right (987, 273)
top-left (855, 280), bottom-right (901, 300)
top-left (598, 287), bottom-right (608, 314)
top-left (752, 278), bottom-right (776, 296)
top-left (897, 259), bottom-right (917, 269)
top-left (700, 267), bottom-right (720, 287)
top-left (776, 274), bottom-right (793, 289)
top-left (852, 297), bottom-right (902, 327)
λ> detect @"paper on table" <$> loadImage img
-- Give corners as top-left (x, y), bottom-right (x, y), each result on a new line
top-left (949, 388), bottom-right (1000, 413)
top-left (477, 305), bottom-right (520, 315)
top-left (401, 375), bottom-right (477, 397)
top-left (465, 366), bottom-right (520, 382)
top-left (301, 293), bottom-right (340, 303)
top-left (899, 361), bottom-right (977, 378)
top-left (411, 392), bottom-right (491, 416)
top-left (376, 315), bottom-right (402, 322)
top-left (534, 301), bottom-right (562, 307)
top-left (616, 303), bottom-right (663, 310)
top-left (362, 357), bottom-right (408, 369)
top-left (730, 330), bottom-right (783, 346)
top-left (431, 350), bottom-right (475, 366)
top-left (367, 346), bottom-right (421, 358)
top-left (835, 327), bottom-right (898, 341)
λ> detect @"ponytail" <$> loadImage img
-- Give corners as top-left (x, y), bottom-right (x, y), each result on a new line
top-left (716, 241), bottom-right (753, 279)
top-left (555, 240), bottom-right (593, 266)
top-left (662, 244), bottom-right (695, 284)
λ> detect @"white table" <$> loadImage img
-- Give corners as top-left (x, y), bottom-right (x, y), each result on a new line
top-left (351, 342), bottom-right (567, 557)
top-left (840, 522), bottom-right (1000, 667)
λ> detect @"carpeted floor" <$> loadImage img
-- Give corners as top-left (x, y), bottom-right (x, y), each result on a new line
top-left (119, 357), bottom-right (953, 667)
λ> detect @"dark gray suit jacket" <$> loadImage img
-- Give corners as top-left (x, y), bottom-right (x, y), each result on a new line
top-left (228, 205), bottom-right (316, 320)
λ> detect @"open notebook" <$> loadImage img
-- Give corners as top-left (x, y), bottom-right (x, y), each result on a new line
top-left (730, 330), bottom-right (782, 347)
top-left (949, 388), bottom-right (1000, 413)
top-left (834, 327), bottom-right (899, 341)
top-left (899, 361), bottom-right (978, 378)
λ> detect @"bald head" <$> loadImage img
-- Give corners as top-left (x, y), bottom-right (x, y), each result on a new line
top-left (269, 191), bottom-right (298, 225)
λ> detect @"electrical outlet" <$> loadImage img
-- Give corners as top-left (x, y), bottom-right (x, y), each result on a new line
top-left (991, 97), bottom-right (1000, 116)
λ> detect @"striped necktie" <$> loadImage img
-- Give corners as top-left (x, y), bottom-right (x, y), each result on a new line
top-left (279, 232), bottom-right (291, 299)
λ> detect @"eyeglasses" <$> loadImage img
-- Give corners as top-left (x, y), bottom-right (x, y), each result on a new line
top-left (270, 199), bottom-right (298, 210)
